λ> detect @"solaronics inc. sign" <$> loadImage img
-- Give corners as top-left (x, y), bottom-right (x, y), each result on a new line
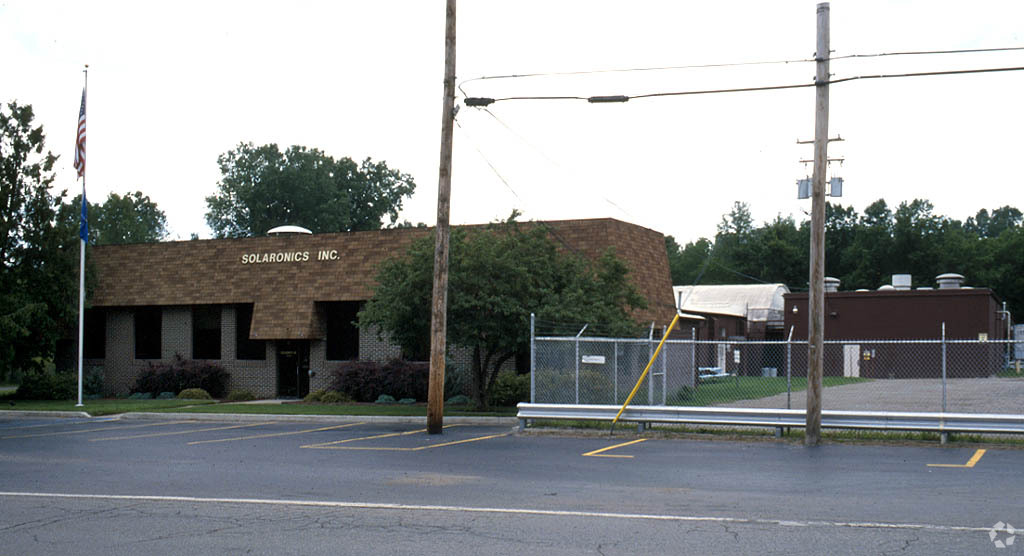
top-left (240, 250), bottom-right (340, 264)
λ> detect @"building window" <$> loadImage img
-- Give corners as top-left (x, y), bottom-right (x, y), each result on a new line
top-left (83, 308), bottom-right (106, 359)
top-left (235, 304), bottom-right (266, 360)
top-left (325, 301), bottom-right (361, 361)
top-left (192, 305), bottom-right (221, 360)
top-left (134, 306), bottom-right (161, 360)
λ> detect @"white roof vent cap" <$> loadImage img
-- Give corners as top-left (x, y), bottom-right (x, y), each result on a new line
top-left (935, 273), bottom-right (965, 289)
top-left (824, 277), bottom-right (841, 293)
top-left (892, 274), bottom-right (912, 290)
top-left (267, 225), bottom-right (313, 236)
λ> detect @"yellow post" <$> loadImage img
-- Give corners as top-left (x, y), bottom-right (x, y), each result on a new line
top-left (612, 312), bottom-right (681, 427)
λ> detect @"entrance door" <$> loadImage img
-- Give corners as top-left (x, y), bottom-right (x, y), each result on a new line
top-left (843, 344), bottom-right (860, 378)
top-left (276, 340), bottom-right (310, 398)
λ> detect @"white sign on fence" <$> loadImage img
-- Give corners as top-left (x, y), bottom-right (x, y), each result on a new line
top-left (581, 355), bottom-right (606, 364)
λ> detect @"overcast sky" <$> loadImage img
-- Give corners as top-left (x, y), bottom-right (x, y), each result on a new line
top-left (4, 1), bottom-right (1022, 243)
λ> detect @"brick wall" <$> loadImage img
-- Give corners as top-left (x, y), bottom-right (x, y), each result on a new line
top-left (88, 218), bottom-right (676, 397)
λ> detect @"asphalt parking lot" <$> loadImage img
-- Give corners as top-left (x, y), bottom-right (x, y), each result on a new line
top-left (1, 415), bottom-right (1022, 555)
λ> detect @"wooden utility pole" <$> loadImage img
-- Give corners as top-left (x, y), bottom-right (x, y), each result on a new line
top-left (806, 2), bottom-right (830, 446)
top-left (428, 0), bottom-right (457, 435)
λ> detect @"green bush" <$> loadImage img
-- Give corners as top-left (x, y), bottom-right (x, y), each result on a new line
top-left (129, 392), bottom-right (153, 400)
top-left (84, 365), bottom-right (104, 396)
top-left (177, 388), bottom-right (212, 400)
top-left (226, 389), bottom-right (257, 402)
top-left (304, 389), bottom-right (326, 402)
top-left (398, 397), bottom-right (416, 404)
top-left (13, 372), bottom-right (76, 400)
top-left (375, 394), bottom-right (396, 404)
top-left (132, 355), bottom-right (229, 398)
top-left (533, 368), bottom-right (618, 404)
top-left (578, 369), bottom-right (615, 404)
top-left (446, 394), bottom-right (471, 405)
top-left (319, 390), bottom-right (351, 404)
top-left (444, 360), bottom-right (470, 398)
top-left (667, 386), bottom-right (695, 404)
top-left (489, 371), bottom-right (530, 407)
top-left (156, 391), bottom-right (176, 400)
top-left (330, 360), bottom-right (428, 402)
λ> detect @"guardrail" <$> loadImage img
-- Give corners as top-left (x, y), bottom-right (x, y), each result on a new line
top-left (516, 403), bottom-right (1024, 439)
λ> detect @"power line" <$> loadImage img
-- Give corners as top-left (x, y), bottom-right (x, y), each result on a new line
top-left (831, 45), bottom-right (1024, 61)
top-left (457, 55), bottom-right (817, 96)
top-left (828, 65), bottom-right (1024, 85)
top-left (458, 45), bottom-right (1024, 97)
top-left (453, 118), bottom-right (523, 203)
top-left (479, 108), bottom-right (635, 219)
top-left (464, 65), bottom-right (1024, 106)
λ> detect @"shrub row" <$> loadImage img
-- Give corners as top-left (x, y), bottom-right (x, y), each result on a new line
top-left (132, 355), bottom-right (229, 398)
top-left (330, 360), bottom-right (428, 402)
top-left (13, 365), bottom-right (105, 401)
top-left (13, 372), bottom-right (77, 400)
top-left (489, 370), bottom-right (530, 407)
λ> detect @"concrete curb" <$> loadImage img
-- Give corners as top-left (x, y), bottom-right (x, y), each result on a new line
top-left (119, 412), bottom-right (518, 426)
top-left (0, 410), bottom-right (92, 419)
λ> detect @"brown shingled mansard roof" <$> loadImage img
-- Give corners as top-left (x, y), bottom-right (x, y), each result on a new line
top-left (89, 218), bottom-right (676, 339)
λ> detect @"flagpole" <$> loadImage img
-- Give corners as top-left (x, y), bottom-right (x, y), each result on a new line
top-left (76, 65), bottom-right (88, 407)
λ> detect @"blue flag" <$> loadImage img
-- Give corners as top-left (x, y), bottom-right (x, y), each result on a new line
top-left (79, 191), bottom-right (88, 242)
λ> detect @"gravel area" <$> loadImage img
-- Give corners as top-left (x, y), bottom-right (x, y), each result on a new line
top-left (723, 378), bottom-right (1024, 414)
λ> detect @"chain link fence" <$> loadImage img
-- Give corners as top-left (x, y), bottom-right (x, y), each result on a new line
top-left (532, 327), bottom-right (1024, 415)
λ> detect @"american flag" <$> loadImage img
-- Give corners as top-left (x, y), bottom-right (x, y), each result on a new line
top-left (73, 88), bottom-right (86, 178)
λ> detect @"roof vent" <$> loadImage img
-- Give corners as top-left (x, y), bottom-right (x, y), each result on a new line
top-left (824, 277), bottom-right (841, 293)
top-left (267, 225), bottom-right (313, 236)
top-left (892, 274), bottom-right (912, 291)
top-left (935, 273), bottom-right (965, 290)
top-left (878, 285), bottom-right (895, 291)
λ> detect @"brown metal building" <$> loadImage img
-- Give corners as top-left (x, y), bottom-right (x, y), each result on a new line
top-left (81, 218), bottom-right (676, 397)
top-left (783, 274), bottom-right (1009, 378)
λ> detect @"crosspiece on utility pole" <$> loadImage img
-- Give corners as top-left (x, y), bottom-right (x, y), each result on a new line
top-left (797, 136), bottom-right (843, 144)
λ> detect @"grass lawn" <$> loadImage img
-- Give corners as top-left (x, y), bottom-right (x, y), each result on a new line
top-left (0, 391), bottom-right (514, 417)
top-left (0, 396), bottom-right (217, 416)
top-left (998, 366), bottom-right (1023, 378)
top-left (670, 376), bottom-right (870, 406)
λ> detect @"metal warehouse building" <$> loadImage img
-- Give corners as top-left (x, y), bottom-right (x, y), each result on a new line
top-left (783, 274), bottom-right (1011, 378)
top-left (78, 218), bottom-right (676, 397)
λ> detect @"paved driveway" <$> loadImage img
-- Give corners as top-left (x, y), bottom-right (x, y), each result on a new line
top-left (724, 377), bottom-right (1024, 413)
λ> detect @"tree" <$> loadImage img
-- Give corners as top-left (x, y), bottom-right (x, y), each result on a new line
top-left (844, 199), bottom-right (894, 290)
top-left (717, 201), bottom-right (754, 236)
top-left (205, 142), bottom-right (416, 238)
top-left (966, 206), bottom-right (1022, 238)
top-left (672, 237), bottom-right (714, 284)
top-left (359, 216), bottom-right (646, 409)
top-left (60, 191), bottom-right (168, 245)
top-left (0, 101), bottom-right (78, 378)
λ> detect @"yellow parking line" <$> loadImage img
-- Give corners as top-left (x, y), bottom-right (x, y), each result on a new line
top-left (90, 422), bottom-right (275, 442)
top-left (2, 420), bottom-right (192, 440)
top-left (927, 449), bottom-right (986, 468)
top-left (583, 438), bottom-right (648, 458)
top-left (188, 422), bottom-right (366, 445)
top-left (409, 432), bottom-right (511, 451)
top-left (305, 432), bottom-right (510, 451)
top-left (301, 425), bottom-right (463, 449)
